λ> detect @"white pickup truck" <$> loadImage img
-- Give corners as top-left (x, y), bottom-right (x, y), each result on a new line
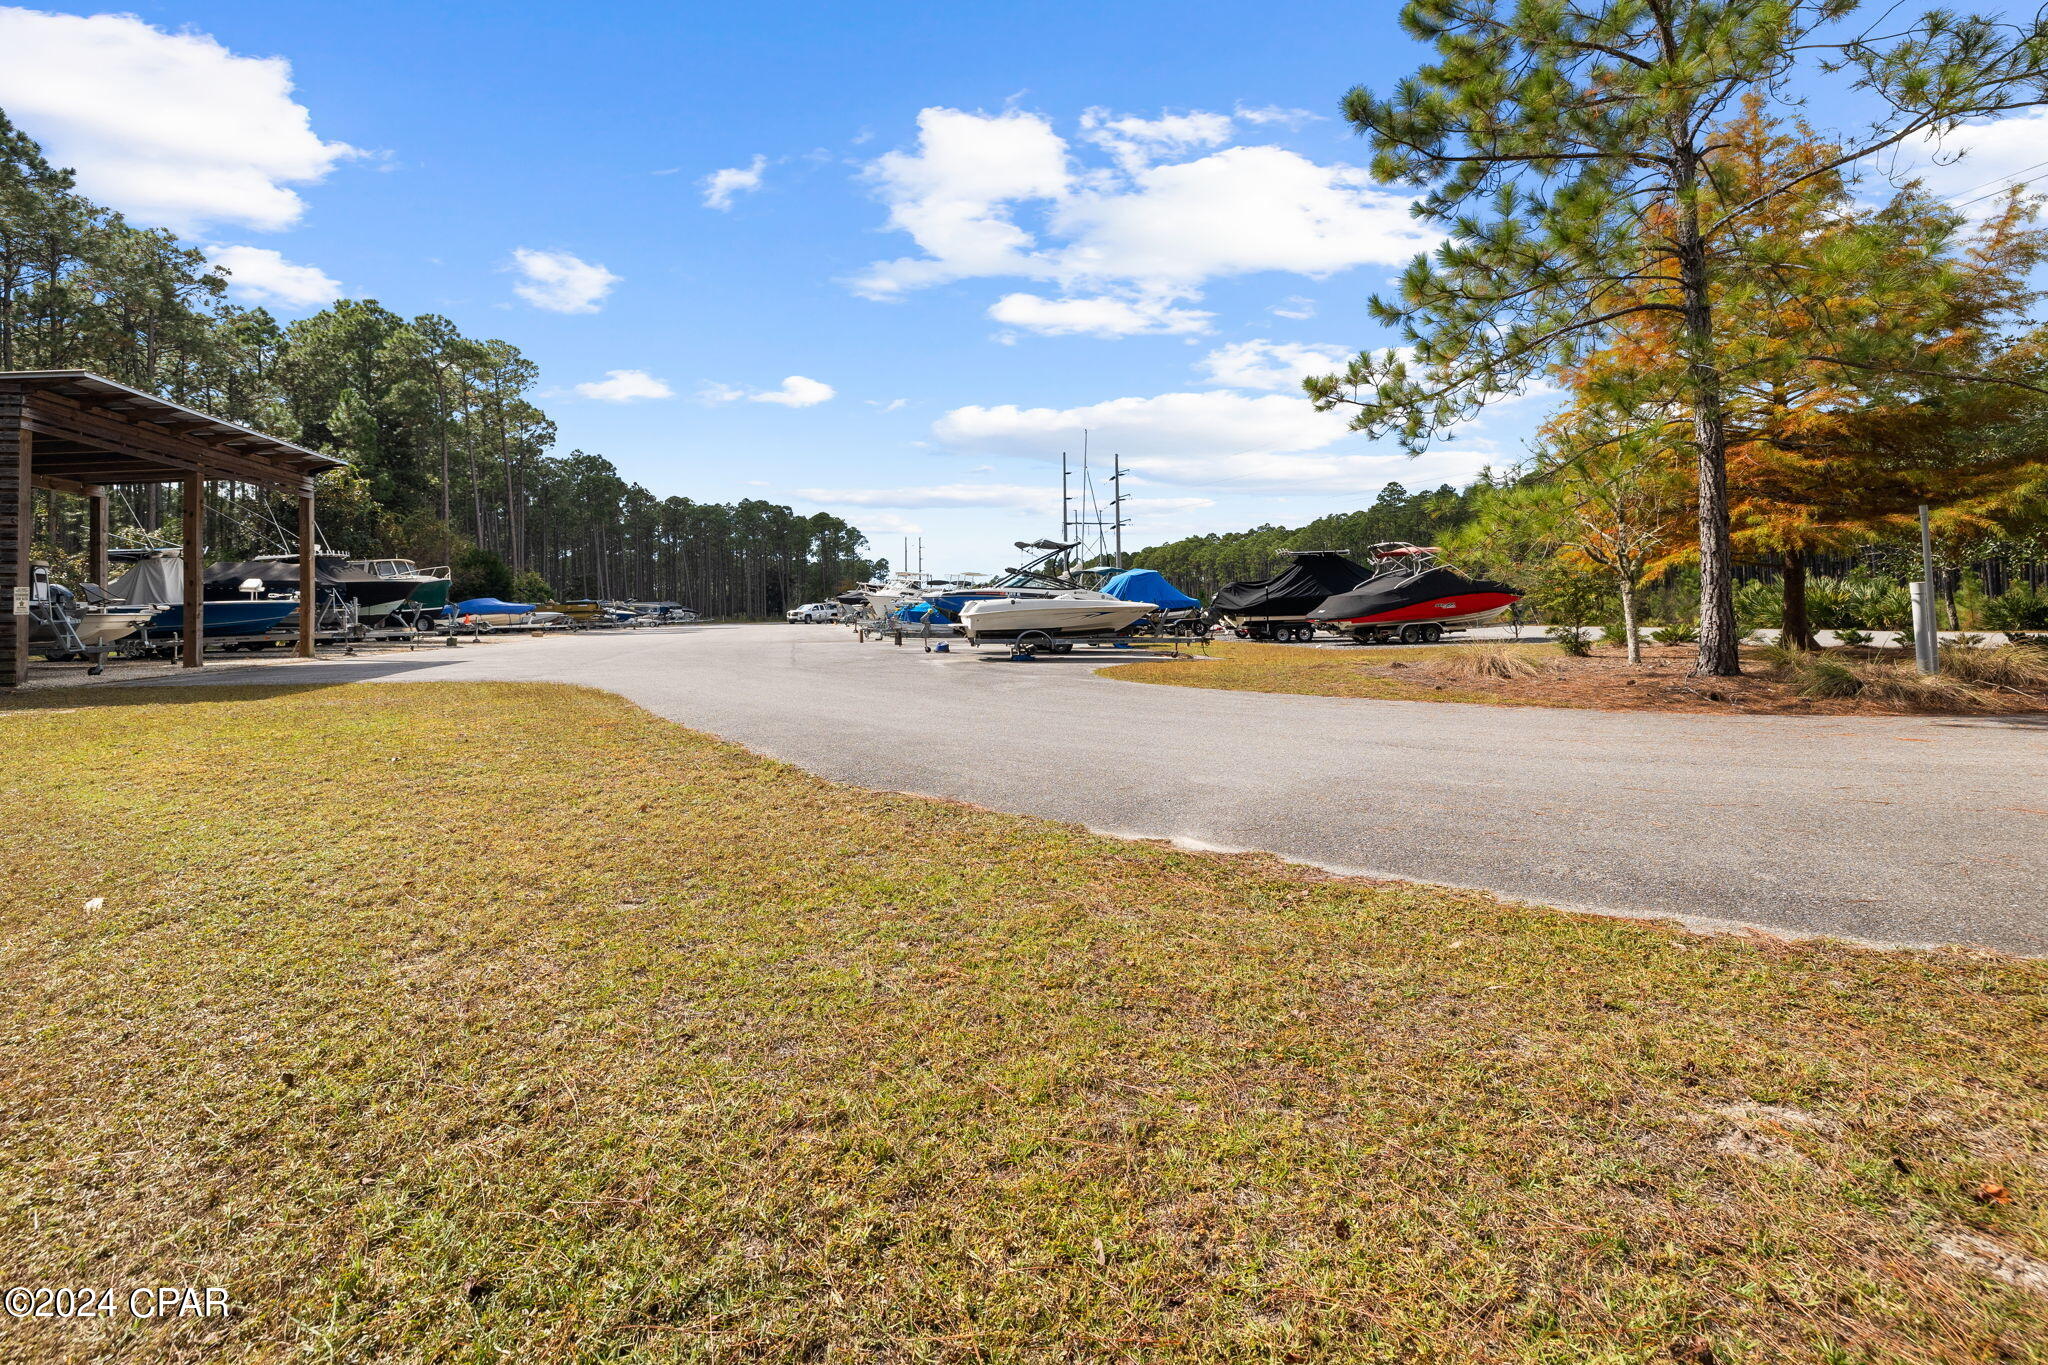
top-left (785, 602), bottom-right (843, 624)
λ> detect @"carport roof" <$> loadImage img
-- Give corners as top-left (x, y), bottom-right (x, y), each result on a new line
top-left (1, 370), bottom-right (344, 490)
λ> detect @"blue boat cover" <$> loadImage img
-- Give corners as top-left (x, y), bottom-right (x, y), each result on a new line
top-left (1097, 569), bottom-right (1198, 610)
top-left (448, 597), bottom-right (536, 616)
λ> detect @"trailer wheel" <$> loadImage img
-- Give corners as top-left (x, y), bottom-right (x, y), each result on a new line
top-left (1422, 623), bottom-right (1444, 644)
top-left (1400, 624), bottom-right (1426, 644)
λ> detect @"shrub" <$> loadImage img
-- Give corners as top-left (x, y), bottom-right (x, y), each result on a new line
top-left (1984, 584), bottom-right (2048, 632)
top-left (1732, 579), bottom-right (1782, 631)
top-left (1834, 628), bottom-right (1872, 646)
top-left (1549, 625), bottom-right (1593, 657)
top-left (510, 571), bottom-right (556, 603)
top-left (451, 547), bottom-right (513, 602)
top-left (1601, 622), bottom-right (1636, 646)
top-left (1796, 656), bottom-right (1865, 699)
top-left (1651, 621), bottom-right (1699, 645)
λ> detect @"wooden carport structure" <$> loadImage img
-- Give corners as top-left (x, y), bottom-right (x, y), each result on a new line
top-left (2, 371), bottom-right (345, 688)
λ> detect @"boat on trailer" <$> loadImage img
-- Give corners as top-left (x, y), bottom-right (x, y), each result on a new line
top-left (105, 550), bottom-right (302, 639)
top-left (1211, 550), bottom-right (1378, 643)
top-left (206, 554), bottom-right (416, 626)
top-left (1308, 543), bottom-right (1521, 643)
top-left (352, 557), bottom-right (453, 614)
top-left (957, 593), bottom-right (1154, 642)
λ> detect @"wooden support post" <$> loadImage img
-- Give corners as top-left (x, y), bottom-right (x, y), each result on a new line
top-left (1, 401), bottom-right (29, 688)
top-left (86, 485), bottom-right (108, 588)
top-left (298, 483), bottom-right (316, 658)
top-left (180, 470), bottom-right (204, 670)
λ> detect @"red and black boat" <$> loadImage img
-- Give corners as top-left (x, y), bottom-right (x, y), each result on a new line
top-left (1307, 543), bottom-right (1521, 644)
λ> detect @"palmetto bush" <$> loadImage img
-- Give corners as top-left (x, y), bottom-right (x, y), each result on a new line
top-left (1805, 576), bottom-right (1910, 631)
top-left (1984, 584), bottom-right (2048, 632)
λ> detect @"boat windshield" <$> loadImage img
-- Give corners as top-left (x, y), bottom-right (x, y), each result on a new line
top-left (987, 569), bottom-right (1072, 590)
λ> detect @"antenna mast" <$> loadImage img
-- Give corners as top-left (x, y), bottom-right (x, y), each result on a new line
top-left (1111, 453), bottom-right (1126, 568)
top-left (1061, 451), bottom-right (1070, 542)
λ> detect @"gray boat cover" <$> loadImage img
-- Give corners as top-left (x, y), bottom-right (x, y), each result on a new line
top-left (105, 554), bottom-right (183, 606)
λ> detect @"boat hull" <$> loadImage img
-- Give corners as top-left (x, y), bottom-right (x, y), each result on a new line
top-left (1308, 565), bottom-right (1521, 631)
top-left (76, 607), bottom-right (153, 646)
top-left (1318, 593), bottom-right (1520, 628)
top-left (959, 597), bottom-right (1154, 641)
top-left (400, 577), bottom-right (451, 611)
top-left (148, 599), bottom-right (301, 637)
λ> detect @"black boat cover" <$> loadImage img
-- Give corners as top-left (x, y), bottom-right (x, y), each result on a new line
top-left (203, 557), bottom-right (363, 591)
top-left (1211, 551), bottom-right (1377, 618)
top-left (1309, 565), bottom-right (1520, 622)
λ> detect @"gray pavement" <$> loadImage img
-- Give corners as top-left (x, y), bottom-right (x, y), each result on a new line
top-left (119, 622), bottom-right (2047, 955)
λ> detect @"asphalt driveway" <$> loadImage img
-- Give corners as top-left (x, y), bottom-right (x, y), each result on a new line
top-left (121, 623), bottom-right (2048, 954)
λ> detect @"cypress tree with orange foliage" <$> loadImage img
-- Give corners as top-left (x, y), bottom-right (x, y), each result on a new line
top-left (1552, 102), bottom-right (2048, 649)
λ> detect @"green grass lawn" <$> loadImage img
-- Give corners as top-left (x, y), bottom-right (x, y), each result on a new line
top-left (4, 682), bottom-right (2046, 1362)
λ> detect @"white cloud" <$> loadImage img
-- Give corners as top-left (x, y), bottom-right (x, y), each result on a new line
top-left (1890, 109), bottom-right (2048, 215)
top-left (1052, 147), bottom-right (1432, 290)
top-left (854, 107), bottom-right (1071, 297)
top-left (1235, 104), bottom-right (1322, 128)
top-left (866, 397), bottom-right (908, 412)
top-left (509, 248), bottom-right (619, 313)
top-left (0, 8), bottom-right (357, 232)
top-left (573, 369), bottom-right (674, 402)
top-left (1270, 294), bottom-right (1316, 319)
top-left (850, 509), bottom-right (925, 537)
top-left (933, 389), bottom-right (1494, 494)
top-left (851, 107), bottom-right (1436, 324)
top-left (1080, 107), bottom-right (1234, 173)
top-left (702, 154), bottom-right (767, 210)
top-left (701, 375), bottom-right (836, 407)
top-left (795, 482), bottom-right (1058, 512)
top-left (1198, 339), bottom-right (1354, 390)
top-left (206, 244), bottom-right (341, 309)
top-left (988, 290), bottom-right (1211, 337)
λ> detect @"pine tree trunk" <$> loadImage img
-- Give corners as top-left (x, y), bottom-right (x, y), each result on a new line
top-left (1618, 573), bottom-right (1642, 665)
top-left (1781, 550), bottom-right (1812, 651)
top-left (1675, 187), bottom-right (1742, 677)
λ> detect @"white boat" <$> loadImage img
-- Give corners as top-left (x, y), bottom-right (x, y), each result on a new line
top-left (71, 604), bottom-right (156, 646)
top-left (863, 572), bottom-right (955, 620)
top-left (958, 592), bottom-right (1154, 641)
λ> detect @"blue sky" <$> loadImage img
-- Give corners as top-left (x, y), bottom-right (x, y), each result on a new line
top-left (2, 2), bottom-right (2042, 573)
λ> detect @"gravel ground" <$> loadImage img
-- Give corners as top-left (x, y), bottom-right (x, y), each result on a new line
top-left (89, 621), bottom-right (2048, 955)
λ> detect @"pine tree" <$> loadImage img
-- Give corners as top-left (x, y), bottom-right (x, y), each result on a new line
top-left (1308, 0), bottom-right (2048, 675)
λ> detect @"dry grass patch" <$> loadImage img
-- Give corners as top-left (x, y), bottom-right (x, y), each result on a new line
top-left (1101, 640), bottom-right (1553, 706)
top-left (1105, 640), bottom-right (2048, 716)
top-left (3, 682), bottom-right (2047, 1363)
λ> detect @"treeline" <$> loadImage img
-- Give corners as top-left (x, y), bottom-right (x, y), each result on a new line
top-left (3, 110), bottom-right (874, 613)
top-left (1128, 479), bottom-right (1495, 597)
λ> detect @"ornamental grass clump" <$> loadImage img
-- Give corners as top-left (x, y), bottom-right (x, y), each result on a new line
top-left (1851, 663), bottom-right (1990, 711)
top-left (1436, 644), bottom-right (1545, 680)
top-left (1758, 643), bottom-right (1999, 710)
top-left (1937, 643), bottom-right (2048, 693)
